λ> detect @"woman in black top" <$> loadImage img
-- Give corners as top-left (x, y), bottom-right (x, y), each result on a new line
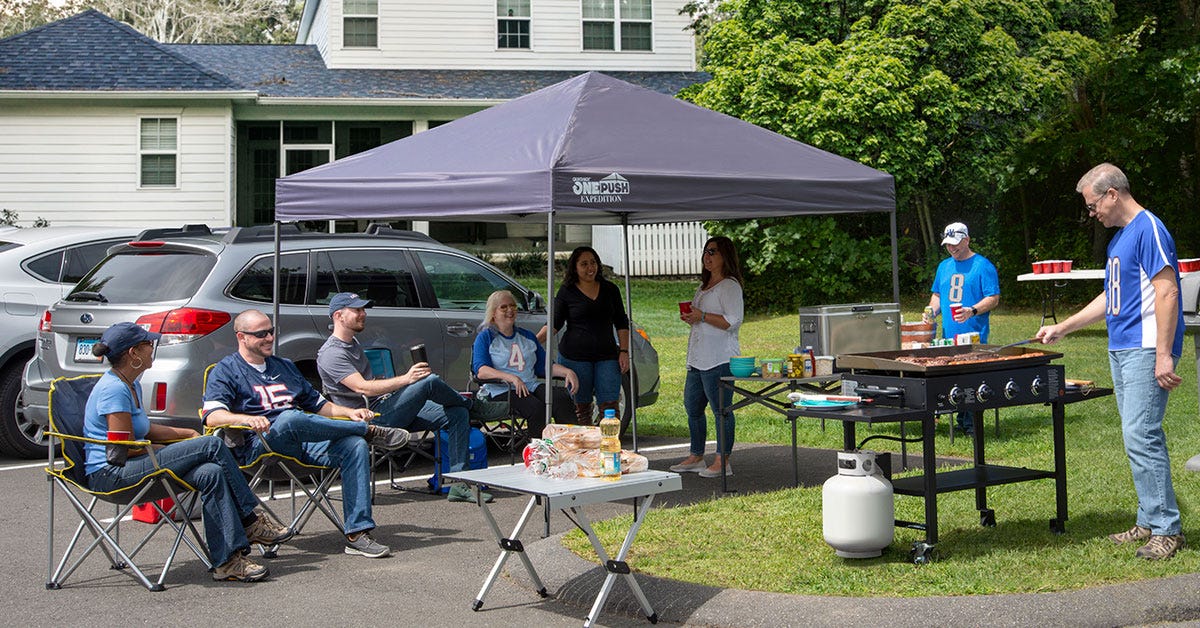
top-left (538, 246), bottom-right (630, 425)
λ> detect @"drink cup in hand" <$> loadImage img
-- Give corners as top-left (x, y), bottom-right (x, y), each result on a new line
top-left (106, 430), bottom-right (131, 467)
top-left (107, 430), bottom-right (131, 443)
top-left (950, 304), bottom-right (964, 320)
top-left (678, 301), bottom-right (692, 316)
top-left (409, 344), bottom-right (427, 365)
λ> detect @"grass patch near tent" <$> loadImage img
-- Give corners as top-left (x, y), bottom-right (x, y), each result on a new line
top-left (538, 277), bottom-right (1200, 596)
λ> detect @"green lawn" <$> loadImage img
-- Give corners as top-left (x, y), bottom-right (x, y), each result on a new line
top-left (535, 277), bottom-right (1200, 597)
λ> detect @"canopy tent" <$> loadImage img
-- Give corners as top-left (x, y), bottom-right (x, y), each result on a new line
top-left (274, 71), bottom-right (897, 447)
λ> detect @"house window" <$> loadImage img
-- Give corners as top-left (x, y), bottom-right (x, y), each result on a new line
top-left (139, 117), bottom-right (177, 187)
top-left (497, 0), bottom-right (530, 49)
top-left (582, 0), bottom-right (651, 51)
top-left (344, 0), bottom-right (378, 48)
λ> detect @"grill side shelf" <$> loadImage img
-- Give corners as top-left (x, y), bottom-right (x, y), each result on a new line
top-left (892, 464), bottom-right (1056, 496)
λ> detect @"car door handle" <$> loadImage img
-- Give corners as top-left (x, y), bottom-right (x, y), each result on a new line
top-left (446, 322), bottom-right (473, 337)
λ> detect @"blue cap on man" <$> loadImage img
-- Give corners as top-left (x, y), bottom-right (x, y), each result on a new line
top-left (328, 292), bottom-right (374, 317)
top-left (97, 321), bottom-right (161, 359)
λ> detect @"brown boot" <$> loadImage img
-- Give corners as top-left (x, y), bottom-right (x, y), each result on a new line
top-left (597, 401), bottom-right (621, 423)
top-left (574, 403), bottom-right (594, 425)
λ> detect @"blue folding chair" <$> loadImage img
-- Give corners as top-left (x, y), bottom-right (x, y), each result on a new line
top-left (45, 375), bottom-right (210, 591)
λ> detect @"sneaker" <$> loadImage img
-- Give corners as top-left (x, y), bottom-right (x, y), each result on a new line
top-left (1108, 524), bottom-right (1152, 545)
top-left (447, 484), bottom-right (493, 503)
top-left (212, 554), bottom-right (269, 582)
top-left (245, 513), bottom-right (294, 546)
top-left (668, 459), bottom-right (707, 473)
top-left (1135, 534), bottom-right (1184, 560)
top-left (344, 531), bottom-right (391, 558)
top-left (365, 425), bottom-right (411, 450)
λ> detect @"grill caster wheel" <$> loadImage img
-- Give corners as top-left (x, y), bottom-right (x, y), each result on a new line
top-left (648, 612), bottom-right (659, 624)
top-left (1049, 518), bottom-right (1066, 534)
top-left (980, 509), bottom-right (996, 527)
top-left (909, 541), bottom-right (937, 564)
top-left (472, 599), bottom-right (483, 611)
top-left (536, 587), bottom-right (548, 598)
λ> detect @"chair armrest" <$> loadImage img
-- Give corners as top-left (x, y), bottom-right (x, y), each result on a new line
top-left (44, 431), bottom-right (152, 448)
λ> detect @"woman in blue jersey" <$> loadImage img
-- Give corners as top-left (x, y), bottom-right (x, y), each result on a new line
top-left (472, 290), bottom-right (580, 439)
top-left (82, 322), bottom-right (292, 583)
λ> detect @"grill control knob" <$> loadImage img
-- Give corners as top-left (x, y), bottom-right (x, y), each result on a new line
top-left (1004, 380), bottom-right (1019, 400)
top-left (1030, 376), bottom-right (1043, 397)
top-left (948, 386), bottom-right (965, 406)
top-left (977, 383), bottom-right (993, 403)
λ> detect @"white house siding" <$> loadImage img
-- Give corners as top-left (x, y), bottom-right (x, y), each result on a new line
top-left (310, 0), bottom-right (331, 59)
top-left (315, 0), bottom-right (694, 71)
top-left (0, 101), bottom-right (233, 228)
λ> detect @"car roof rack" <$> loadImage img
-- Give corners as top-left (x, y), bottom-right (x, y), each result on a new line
top-left (364, 223), bottom-right (437, 242)
top-left (135, 224), bottom-right (214, 240)
top-left (223, 224), bottom-right (304, 243)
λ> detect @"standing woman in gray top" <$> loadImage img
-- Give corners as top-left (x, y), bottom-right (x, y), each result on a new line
top-left (669, 236), bottom-right (745, 478)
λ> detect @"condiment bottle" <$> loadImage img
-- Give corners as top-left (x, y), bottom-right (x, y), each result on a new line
top-left (599, 409), bottom-right (621, 479)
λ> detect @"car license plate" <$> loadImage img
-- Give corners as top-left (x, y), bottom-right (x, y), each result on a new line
top-left (74, 338), bottom-right (101, 363)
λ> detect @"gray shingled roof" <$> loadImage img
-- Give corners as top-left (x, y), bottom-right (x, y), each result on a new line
top-left (0, 10), bottom-right (706, 99)
top-left (0, 10), bottom-right (241, 91)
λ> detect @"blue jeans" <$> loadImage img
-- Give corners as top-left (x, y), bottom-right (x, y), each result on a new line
top-left (242, 409), bottom-right (374, 535)
top-left (684, 363), bottom-right (734, 456)
top-left (371, 375), bottom-right (471, 473)
top-left (88, 435), bottom-right (259, 568)
top-left (1110, 348), bottom-right (1181, 535)
top-left (557, 356), bottom-right (621, 404)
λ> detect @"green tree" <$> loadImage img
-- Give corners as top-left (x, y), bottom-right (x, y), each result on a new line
top-left (684, 0), bottom-right (1108, 309)
top-left (0, 0), bottom-right (72, 38)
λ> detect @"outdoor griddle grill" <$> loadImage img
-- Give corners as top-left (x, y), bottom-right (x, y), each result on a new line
top-left (791, 344), bottom-right (1111, 563)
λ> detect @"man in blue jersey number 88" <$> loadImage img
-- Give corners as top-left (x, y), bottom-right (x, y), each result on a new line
top-left (1036, 163), bottom-right (1186, 560)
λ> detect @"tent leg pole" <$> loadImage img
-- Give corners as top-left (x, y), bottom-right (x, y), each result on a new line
top-left (545, 212), bottom-right (556, 436)
top-left (621, 216), bottom-right (638, 452)
top-left (890, 211), bottom-right (900, 305)
top-left (274, 221), bottom-right (282, 338)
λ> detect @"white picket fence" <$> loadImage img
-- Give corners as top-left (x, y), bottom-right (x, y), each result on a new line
top-left (591, 222), bottom-right (709, 276)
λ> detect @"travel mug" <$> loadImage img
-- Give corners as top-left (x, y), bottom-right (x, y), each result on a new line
top-left (410, 344), bottom-right (427, 365)
top-left (106, 430), bottom-right (131, 467)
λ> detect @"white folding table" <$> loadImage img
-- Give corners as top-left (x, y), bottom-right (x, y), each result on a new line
top-left (444, 466), bottom-right (681, 627)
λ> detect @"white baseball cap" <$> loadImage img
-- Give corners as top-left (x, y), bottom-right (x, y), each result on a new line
top-left (941, 222), bottom-right (969, 245)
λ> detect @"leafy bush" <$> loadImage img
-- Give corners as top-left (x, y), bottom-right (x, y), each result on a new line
top-left (707, 216), bottom-right (894, 313)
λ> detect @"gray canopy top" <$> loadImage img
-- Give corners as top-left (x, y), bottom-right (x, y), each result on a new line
top-left (274, 71), bottom-right (896, 227)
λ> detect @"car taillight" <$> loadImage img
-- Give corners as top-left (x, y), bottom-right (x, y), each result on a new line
top-left (39, 309), bottom-right (52, 333)
top-left (153, 382), bottom-right (167, 412)
top-left (136, 308), bottom-right (231, 344)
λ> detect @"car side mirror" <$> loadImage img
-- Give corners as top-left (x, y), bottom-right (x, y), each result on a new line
top-left (529, 291), bottom-right (545, 311)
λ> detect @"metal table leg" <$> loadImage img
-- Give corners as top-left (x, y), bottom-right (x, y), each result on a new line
top-left (567, 495), bottom-right (660, 627)
top-left (471, 494), bottom-right (547, 611)
top-left (1050, 400), bottom-right (1068, 533)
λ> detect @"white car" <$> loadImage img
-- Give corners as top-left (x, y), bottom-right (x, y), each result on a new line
top-left (0, 226), bottom-right (139, 457)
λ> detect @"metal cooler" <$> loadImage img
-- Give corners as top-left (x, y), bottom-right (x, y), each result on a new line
top-left (799, 303), bottom-right (900, 356)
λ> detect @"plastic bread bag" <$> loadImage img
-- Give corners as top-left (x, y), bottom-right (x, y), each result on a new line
top-left (558, 447), bottom-right (605, 477)
top-left (541, 424), bottom-right (602, 451)
top-left (621, 450), bottom-right (649, 474)
top-left (522, 438), bottom-right (560, 475)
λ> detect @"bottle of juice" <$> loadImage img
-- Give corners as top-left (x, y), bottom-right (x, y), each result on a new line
top-left (599, 409), bottom-right (621, 479)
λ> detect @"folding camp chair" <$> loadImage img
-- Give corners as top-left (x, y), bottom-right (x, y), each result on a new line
top-left (45, 375), bottom-right (210, 591)
top-left (356, 347), bottom-right (442, 497)
top-left (202, 365), bottom-right (344, 558)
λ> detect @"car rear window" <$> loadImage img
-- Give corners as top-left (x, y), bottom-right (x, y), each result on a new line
top-left (68, 251), bottom-right (217, 303)
top-left (0, 241), bottom-right (20, 254)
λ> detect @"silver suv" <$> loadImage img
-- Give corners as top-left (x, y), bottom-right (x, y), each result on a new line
top-left (21, 224), bottom-right (659, 438)
top-left (0, 225), bottom-right (140, 457)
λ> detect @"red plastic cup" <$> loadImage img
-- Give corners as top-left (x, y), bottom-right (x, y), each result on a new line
top-left (1033, 261), bottom-right (1045, 274)
top-left (107, 430), bottom-right (131, 442)
top-left (1052, 260), bottom-right (1065, 273)
top-left (678, 301), bottom-right (693, 315)
top-left (1063, 260), bottom-right (1073, 272)
top-left (950, 304), bottom-right (964, 319)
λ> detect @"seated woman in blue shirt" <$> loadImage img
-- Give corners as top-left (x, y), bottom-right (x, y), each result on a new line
top-left (83, 322), bottom-right (293, 582)
top-left (472, 290), bottom-right (579, 439)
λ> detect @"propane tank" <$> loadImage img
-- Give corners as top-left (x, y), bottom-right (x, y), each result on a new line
top-left (822, 450), bottom-right (894, 558)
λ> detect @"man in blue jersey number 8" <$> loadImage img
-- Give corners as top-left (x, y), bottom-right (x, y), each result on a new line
top-left (924, 221), bottom-right (1000, 434)
top-left (1035, 163), bottom-right (1186, 560)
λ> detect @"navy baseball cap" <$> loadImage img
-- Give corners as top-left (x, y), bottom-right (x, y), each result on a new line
top-left (329, 292), bottom-right (373, 317)
top-left (98, 322), bottom-right (161, 359)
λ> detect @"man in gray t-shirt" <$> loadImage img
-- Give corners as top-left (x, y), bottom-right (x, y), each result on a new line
top-left (316, 292), bottom-right (487, 503)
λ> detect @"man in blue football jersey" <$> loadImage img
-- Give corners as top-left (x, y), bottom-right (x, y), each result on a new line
top-left (1037, 163), bottom-right (1186, 560)
top-left (203, 309), bottom-right (411, 559)
top-left (925, 221), bottom-right (1001, 433)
